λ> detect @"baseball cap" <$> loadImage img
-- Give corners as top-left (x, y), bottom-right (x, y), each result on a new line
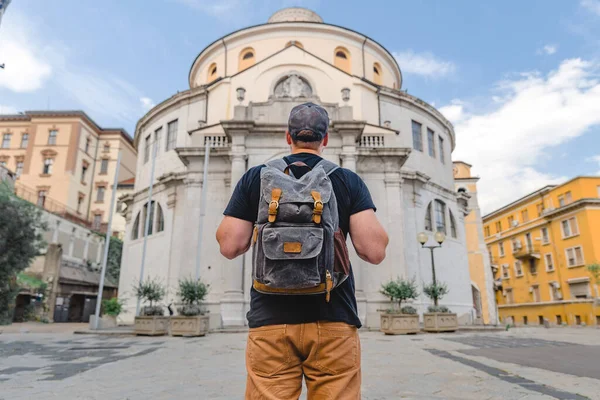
top-left (288, 102), bottom-right (329, 142)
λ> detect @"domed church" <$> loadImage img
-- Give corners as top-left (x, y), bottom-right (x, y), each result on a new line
top-left (118, 8), bottom-right (476, 328)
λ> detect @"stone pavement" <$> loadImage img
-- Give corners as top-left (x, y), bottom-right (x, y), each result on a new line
top-left (0, 327), bottom-right (599, 399)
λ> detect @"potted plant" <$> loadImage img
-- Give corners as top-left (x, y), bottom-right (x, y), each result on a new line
top-left (379, 278), bottom-right (420, 335)
top-left (170, 278), bottom-right (210, 337)
top-left (422, 282), bottom-right (458, 332)
top-left (133, 278), bottom-right (169, 336)
top-left (89, 297), bottom-right (122, 329)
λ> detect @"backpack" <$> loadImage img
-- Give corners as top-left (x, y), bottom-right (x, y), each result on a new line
top-left (252, 158), bottom-right (351, 302)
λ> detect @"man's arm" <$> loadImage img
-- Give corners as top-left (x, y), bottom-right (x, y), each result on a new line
top-left (348, 209), bottom-right (388, 264)
top-left (216, 216), bottom-right (254, 260)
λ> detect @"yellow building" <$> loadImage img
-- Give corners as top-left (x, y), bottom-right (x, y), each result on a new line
top-left (454, 161), bottom-right (498, 325)
top-left (483, 177), bottom-right (600, 326)
top-left (0, 111), bottom-right (137, 235)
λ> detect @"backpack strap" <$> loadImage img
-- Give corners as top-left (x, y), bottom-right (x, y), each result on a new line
top-left (265, 158), bottom-right (288, 172)
top-left (314, 159), bottom-right (340, 176)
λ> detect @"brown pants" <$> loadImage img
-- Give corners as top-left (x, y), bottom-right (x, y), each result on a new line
top-left (245, 321), bottom-right (361, 400)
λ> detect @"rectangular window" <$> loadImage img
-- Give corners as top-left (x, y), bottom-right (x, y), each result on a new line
top-left (154, 127), bottom-right (162, 155)
top-left (565, 191), bottom-right (572, 204)
top-left (502, 264), bottom-right (510, 279)
top-left (81, 165), bottom-right (88, 182)
top-left (514, 261), bottom-right (523, 277)
top-left (144, 135), bottom-right (151, 163)
top-left (42, 158), bottom-right (53, 175)
top-left (544, 253), bottom-right (554, 271)
top-left (538, 315), bottom-right (544, 325)
top-left (144, 201), bottom-right (154, 235)
top-left (597, 185), bottom-right (600, 198)
top-left (558, 195), bottom-right (565, 207)
top-left (525, 232), bottom-right (533, 251)
top-left (20, 133), bottom-right (29, 148)
top-left (439, 136), bottom-right (445, 164)
top-left (103, 143), bottom-right (110, 153)
top-left (505, 288), bottom-right (513, 303)
top-left (85, 138), bottom-right (90, 154)
top-left (508, 215), bottom-right (514, 226)
top-left (532, 285), bottom-right (540, 302)
top-left (496, 221), bottom-right (502, 233)
top-left (427, 128), bottom-right (435, 158)
top-left (93, 215), bottom-right (102, 230)
top-left (77, 196), bottom-right (84, 213)
top-left (499, 242), bottom-right (505, 257)
top-left (521, 209), bottom-right (529, 223)
top-left (541, 227), bottom-right (549, 244)
top-left (100, 158), bottom-right (109, 174)
top-left (166, 120), bottom-right (178, 151)
top-left (556, 315), bottom-right (562, 325)
top-left (566, 246), bottom-right (584, 267)
top-left (569, 281), bottom-right (590, 299)
top-left (536, 203), bottom-right (543, 217)
top-left (484, 226), bottom-right (490, 237)
top-left (434, 201), bottom-right (446, 234)
top-left (37, 190), bottom-right (47, 207)
top-left (96, 187), bottom-right (105, 202)
top-left (48, 130), bottom-right (57, 145)
top-left (561, 217), bottom-right (579, 238)
top-left (549, 283), bottom-right (560, 301)
top-left (411, 121), bottom-right (423, 151)
top-left (523, 316), bottom-right (528, 325)
top-left (2, 133), bottom-right (11, 148)
top-left (15, 161), bottom-right (23, 177)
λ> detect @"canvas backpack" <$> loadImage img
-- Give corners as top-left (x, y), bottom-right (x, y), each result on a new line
top-left (252, 158), bottom-right (351, 302)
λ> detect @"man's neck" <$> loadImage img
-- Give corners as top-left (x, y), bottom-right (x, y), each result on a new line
top-left (290, 148), bottom-right (321, 156)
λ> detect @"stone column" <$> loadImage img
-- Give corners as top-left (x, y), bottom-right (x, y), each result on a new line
top-left (96, 238), bottom-right (104, 264)
top-left (384, 171), bottom-right (405, 279)
top-left (68, 228), bottom-right (76, 257)
top-left (52, 220), bottom-right (60, 243)
top-left (83, 232), bottom-right (91, 261)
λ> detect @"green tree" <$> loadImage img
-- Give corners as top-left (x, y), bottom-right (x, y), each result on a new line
top-left (0, 182), bottom-right (47, 325)
top-left (588, 263), bottom-right (600, 297)
top-left (380, 278), bottom-right (419, 313)
top-left (423, 281), bottom-right (449, 307)
top-left (106, 236), bottom-right (123, 281)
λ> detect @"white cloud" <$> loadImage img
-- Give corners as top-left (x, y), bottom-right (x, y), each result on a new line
top-left (0, 13), bottom-right (52, 92)
top-left (140, 97), bottom-right (156, 111)
top-left (0, 105), bottom-right (18, 114)
top-left (537, 44), bottom-right (557, 55)
top-left (394, 50), bottom-right (456, 79)
top-left (581, 0), bottom-right (600, 16)
top-left (588, 155), bottom-right (600, 174)
top-left (448, 58), bottom-right (600, 213)
top-left (172, 0), bottom-right (246, 16)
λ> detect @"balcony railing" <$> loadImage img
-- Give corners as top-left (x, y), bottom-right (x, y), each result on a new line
top-left (359, 135), bottom-right (385, 148)
top-left (513, 244), bottom-right (541, 260)
top-left (204, 135), bottom-right (229, 147)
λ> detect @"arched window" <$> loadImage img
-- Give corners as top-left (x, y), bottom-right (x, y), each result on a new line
top-left (143, 201), bottom-right (155, 236)
top-left (450, 210), bottom-right (457, 238)
top-left (207, 63), bottom-right (218, 82)
top-left (238, 47), bottom-right (255, 71)
top-left (424, 203), bottom-right (433, 231)
top-left (434, 199), bottom-right (446, 234)
top-left (131, 213), bottom-right (140, 240)
top-left (334, 46), bottom-right (351, 73)
top-left (458, 187), bottom-right (467, 193)
top-left (373, 62), bottom-right (382, 85)
top-left (156, 203), bottom-right (165, 233)
top-left (285, 40), bottom-right (304, 49)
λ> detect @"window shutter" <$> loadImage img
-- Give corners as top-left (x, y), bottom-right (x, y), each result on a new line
top-left (569, 281), bottom-right (589, 299)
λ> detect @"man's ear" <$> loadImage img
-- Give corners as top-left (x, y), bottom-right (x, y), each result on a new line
top-left (286, 131), bottom-right (292, 145)
top-left (322, 133), bottom-right (329, 147)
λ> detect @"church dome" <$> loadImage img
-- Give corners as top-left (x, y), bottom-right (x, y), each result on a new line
top-left (267, 7), bottom-right (323, 23)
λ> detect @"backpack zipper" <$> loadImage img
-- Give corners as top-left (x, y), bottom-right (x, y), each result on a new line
top-left (325, 270), bottom-right (332, 302)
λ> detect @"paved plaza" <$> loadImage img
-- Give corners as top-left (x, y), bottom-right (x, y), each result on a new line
top-left (1, 326), bottom-right (599, 399)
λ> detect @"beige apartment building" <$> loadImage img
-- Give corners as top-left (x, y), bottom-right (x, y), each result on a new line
top-left (0, 111), bottom-right (136, 234)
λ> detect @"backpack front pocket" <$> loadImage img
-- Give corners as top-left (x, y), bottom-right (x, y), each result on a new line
top-left (260, 226), bottom-right (323, 289)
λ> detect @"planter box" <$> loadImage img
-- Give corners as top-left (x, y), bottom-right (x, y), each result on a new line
top-left (423, 313), bottom-right (458, 332)
top-left (88, 315), bottom-right (117, 330)
top-left (134, 316), bottom-right (170, 336)
top-left (170, 315), bottom-right (210, 337)
top-left (380, 313), bottom-right (420, 335)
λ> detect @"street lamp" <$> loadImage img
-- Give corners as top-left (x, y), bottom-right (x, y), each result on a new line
top-left (236, 87), bottom-right (246, 103)
top-left (341, 88), bottom-right (350, 102)
top-left (417, 231), bottom-right (445, 306)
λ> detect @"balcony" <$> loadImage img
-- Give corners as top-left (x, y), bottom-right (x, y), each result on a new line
top-left (359, 135), bottom-right (386, 148)
top-left (513, 244), bottom-right (541, 260)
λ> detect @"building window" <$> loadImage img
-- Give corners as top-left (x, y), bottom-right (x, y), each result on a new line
top-left (15, 161), bottom-right (23, 178)
top-left (154, 127), bottom-right (162, 155)
top-left (238, 47), bottom-right (256, 71)
top-left (285, 40), bottom-right (304, 49)
top-left (144, 201), bottom-right (155, 235)
top-left (144, 135), bottom-right (151, 163)
top-left (556, 315), bottom-right (562, 324)
top-left (438, 136), bottom-right (445, 164)
top-left (131, 213), bottom-right (140, 240)
top-left (521, 209), bottom-right (529, 222)
top-left (156, 203), bottom-right (165, 232)
top-left (93, 214), bottom-right (102, 230)
top-left (502, 265), bottom-right (510, 279)
top-left (424, 203), bottom-right (432, 231)
top-left (499, 241), bottom-right (505, 257)
top-left (561, 217), bottom-right (579, 238)
top-left (597, 185), bottom-right (600, 198)
top-left (373, 62), bottom-right (382, 85)
top-left (541, 227), bottom-right (550, 244)
top-left (523, 316), bottom-right (528, 325)
top-left (103, 143), bottom-right (110, 153)
top-left (2, 133), bottom-right (11, 148)
top-left (427, 129), bottom-right (436, 158)
top-left (532, 285), bottom-right (540, 302)
top-left (549, 283), bottom-right (560, 301)
top-left (77, 195), bottom-right (84, 214)
top-left (207, 62), bottom-right (218, 82)
top-left (529, 260), bottom-right (537, 275)
top-left (575, 315), bottom-right (582, 325)
top-left (333, 47), bottom-right (351, 74)
top-left (525, 232), bottom-right (533, 251)
top-left (81, 164), bottom-right (88, 182)
top-left (484, 226), bottom-right (490, 237)
top-left (96, 186), bottom-right (105, 202)
top-left (434, 200), bottom-right (446, 234)
top-left (411, 121), bottom-right (423, 151)
top-left (565, 191), bottom-right (572, 204)
top-left (544, 253), bottom-right (554, 271)
top-left (536, 203), bottom-right (543, 217)
top-left (166, 120), bottom-right (178, 151)
top-left (514, 261), bottom-right (523, 277)
top-left (48, 130), bottom-right (58, 145)
top-left (569, 280), bottom-right (590, 299)
top-left (538, 315), bottom-right (544, 325)
top-left (85, 137), bottom-right (91, 154)
top-left (505, 288), bottom-right (513, 303)
top-left (566, 246), bottom-right (584, 267)
top-left (508, 215), bottom-right (514, 227)
top-left (100, 158), bottom-right (109, 174)
top-left (558, 194), bottom-right (565, 207)
top-left (37, 190), bottom-right (47, 207)
top-left (495, 221), bottom-right (502, 233)
top-left (449, 210), bottom-right (457, 238)
top-left (42, 158), bottom-right (54, 175)
top-left (20, 133), bottom-right (29, 148)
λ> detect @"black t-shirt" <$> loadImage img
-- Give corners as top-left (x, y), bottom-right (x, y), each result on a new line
top-left (223, 152), bottom-right (376, 328)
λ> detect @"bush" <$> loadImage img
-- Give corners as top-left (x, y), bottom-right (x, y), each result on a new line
top-left (380, 278), bottom-right (419, 313)
top-left (423, 282), bottom-right (449, 305)
top-left (177, 278), bottom-right (209, 316)
top-left (400, 306), bottom-right (417, 315)
top-left (427, 305), bottom-right (451, 313)
top-left (132, 277), bottom-right (165, 315)
top-left (101, 297), bottom-right (123, 317)
top-left (141, 306), bottom-right (164, 316)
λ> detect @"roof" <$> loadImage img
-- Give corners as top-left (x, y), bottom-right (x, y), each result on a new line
top-left (118, 177), bottom-right (135, 186)
top-left (59, 264), bottom-right (118, 288)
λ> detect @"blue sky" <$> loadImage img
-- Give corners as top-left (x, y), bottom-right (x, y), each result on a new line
top-left (1, 0), bottom-right (600, 211)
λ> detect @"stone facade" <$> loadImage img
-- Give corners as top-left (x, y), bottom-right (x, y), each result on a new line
top-left (119, 8), bottom-right (475, 328)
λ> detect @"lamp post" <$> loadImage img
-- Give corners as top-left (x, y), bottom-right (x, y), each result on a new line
top-left (417, 231), bottom-right (445, 306)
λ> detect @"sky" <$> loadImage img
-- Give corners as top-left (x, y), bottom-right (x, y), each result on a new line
top-left (1, 0), bottom-right (599, 213)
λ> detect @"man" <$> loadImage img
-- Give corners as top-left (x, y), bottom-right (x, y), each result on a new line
top-left (216, 102), bottom-right (389, 399)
